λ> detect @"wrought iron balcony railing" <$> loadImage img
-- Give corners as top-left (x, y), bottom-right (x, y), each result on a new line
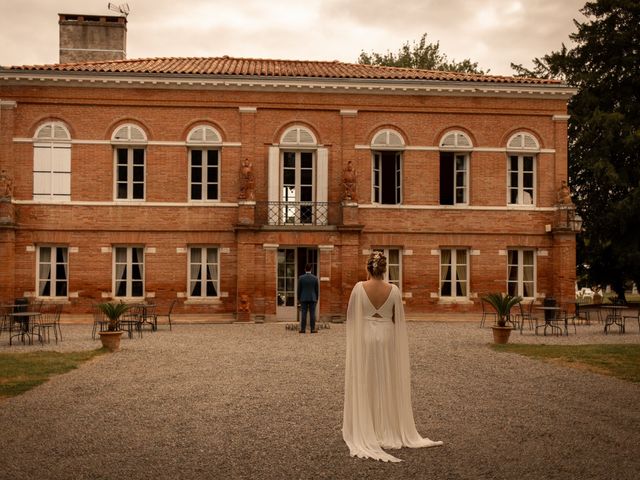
top-left (255, 201), bottom-right (341, 226)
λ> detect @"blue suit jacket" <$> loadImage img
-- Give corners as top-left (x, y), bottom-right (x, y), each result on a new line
top-left (298, 272), bottom-right (319, 303)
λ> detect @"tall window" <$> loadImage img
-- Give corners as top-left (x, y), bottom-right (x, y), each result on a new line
top-left (371, 129), bottom-right (404, 205)
top-left (113, 246), bottom-right (144, 297)
top-left (507, 132), bottom-right (539, 206)
top-left (189, 246), bottom-right (219, 297)
top-left (439, 153), bottom-right (468, 205)
top-left (507, 249), bottom-right (535, 297)
top-left (267, 126), bottom-right (328, 226)
top-left (187, 125), bottom-right (221, 201)
top-left (439, 131), bottom-right (471, 205)
top-left (190, 150), bottom-right (219, 200)
top-left (37, 246), bottom-right (68, 297)
top-left (112, 124), bottom-right (146, 200)
top-left (33, 122), bottom-right (71, 202)
top-left (372, 247), bottom-right (401, 289)
top-left (281, 151), bottom-right (314, 223)
top-left (508, 155), bottom-right (535, 205)
top-left (440, 249), bottom-right (468, 298)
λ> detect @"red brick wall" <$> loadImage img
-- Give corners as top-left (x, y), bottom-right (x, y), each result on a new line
top-left (0, 82), bottom-right (574, 318)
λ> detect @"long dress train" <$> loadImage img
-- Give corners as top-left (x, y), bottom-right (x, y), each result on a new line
top-left (342, 282), bottom-right (443, 462)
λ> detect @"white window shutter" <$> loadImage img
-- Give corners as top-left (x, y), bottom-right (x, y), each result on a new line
top-left (316, 148), bottom-right (328, 204)
top-left (52, 145), bottom-right (71, 172)
top-left (34, 146), bottom-right (52, 172)
top-left (268, 146), bottom-right (279, 203)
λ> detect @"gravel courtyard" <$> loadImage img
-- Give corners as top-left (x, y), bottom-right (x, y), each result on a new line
top-left (1, 321), bottom-right (639, 480)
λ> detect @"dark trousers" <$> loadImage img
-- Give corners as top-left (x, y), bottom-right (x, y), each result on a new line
top-left (300, 301), bottom-right (316, 332)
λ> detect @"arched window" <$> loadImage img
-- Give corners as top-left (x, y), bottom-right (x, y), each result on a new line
top-left (111, 124), bottom-right (147, 200)
top-left (187, 125), bottom-right (222, 201)
top-left (280, 126), bottom-right (317, 146)
top-left (187, 125), bottom-right (222, 145)
top-left (439, 131), bottom-right (472, 150)
top-left (267, 125), bottom-right (328, 225)
top-left (507, 132), bottom-right (539, 206)
top-left (507, 132), bottom-right (540, 152)
top-left (371, 129), bottom-right (404, 205)
top-left (439, 131), bottom-right (472, 206)
top-left (33, 122), bottom-right (71, 202)
top-left (371, 129), bottom-right (405, 150)
top-left (111, 123), bottom-right (147, 143)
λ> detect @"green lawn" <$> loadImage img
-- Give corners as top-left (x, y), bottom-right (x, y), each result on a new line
top-left (0, 349), bottom-right (106, 399)
top-left (492, 343), bottom-right (640, 383)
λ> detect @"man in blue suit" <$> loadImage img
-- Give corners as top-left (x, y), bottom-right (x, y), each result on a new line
top-left (297, 263), bottom-right (319, 333)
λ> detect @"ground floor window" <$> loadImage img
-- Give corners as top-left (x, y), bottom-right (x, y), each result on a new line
top-left (507, 249), bottom-right (535, 297)
top-left (440, 248), bottom-right (468, 297)
top-left (189, 246), bottom-right (219, 297)
top-left (114, 246), bottom-right (144, 297)
top-left (372, 247), bottom-right (401, 289)
top-left (37, 246), bottom-right (68, 297)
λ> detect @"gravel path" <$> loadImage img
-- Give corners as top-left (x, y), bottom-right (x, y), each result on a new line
top-left (1, 321), bottom-right (639, 480)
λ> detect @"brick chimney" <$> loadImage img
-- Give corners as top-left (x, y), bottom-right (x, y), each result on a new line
top-left (58, 14), bottom-right (127, 64)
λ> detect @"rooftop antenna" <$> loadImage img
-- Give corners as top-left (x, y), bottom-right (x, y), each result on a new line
top-left (107, 2), bottom-right (130, 17)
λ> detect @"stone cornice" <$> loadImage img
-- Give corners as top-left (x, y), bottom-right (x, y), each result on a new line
top-left (0, 71), bottom-right (577, 99)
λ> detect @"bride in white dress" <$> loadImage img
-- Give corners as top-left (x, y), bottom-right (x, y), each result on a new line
top-left (342, 251), bottom-right (443, 462)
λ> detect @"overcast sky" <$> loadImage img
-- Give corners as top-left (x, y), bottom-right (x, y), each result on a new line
top-left (0, 0), bottom-right (586, 75)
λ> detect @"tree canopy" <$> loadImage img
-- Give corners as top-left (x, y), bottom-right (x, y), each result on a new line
top-left (357, 33), bottom-right (486, 74)
top-left (513, 0), bottom-right (640, 298)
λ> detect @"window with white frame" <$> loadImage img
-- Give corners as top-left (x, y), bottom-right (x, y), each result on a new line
top-left (439, 131), bottom-right (471, 205)
top-left (267, 126), bottom-right (328, 226)
top-left (112, 124), bottom-right (147, 200)
top-left (33, 122), bottom-right (71, 202)
top-left (188, 246), bottom-right (219, 297)
top-left (440, 153), bottom-right (469, 205)
top-left (281, 151), bottom-right (314, 223)
top-left (37, 246), bottom-right (68, 297)
top-left (507, 249), bottom-right (535, 297)
top-left (372, 247), bottom-right (401, 289)
top-left (187, 126), bottom-right (221, 201)
top-left (440, 248), bottom-right (468, 297)
top-left (507, 132), bottom-right (539, 206)
top-left (371, 129), bottom-right (404, 205)
top-left (113, 246), bottom-right (144, 297)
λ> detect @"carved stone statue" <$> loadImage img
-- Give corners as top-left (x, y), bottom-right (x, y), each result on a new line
top-left (0, 169), bottom-right (14, 199)
top-left (239, 159), bottom-right (255, 201)
top-left (556, 180), bottom-right (573, 205)
top-left (239, 294), bottom-right (250, 313)
top-left (342, 161), bottom-right (357, 202)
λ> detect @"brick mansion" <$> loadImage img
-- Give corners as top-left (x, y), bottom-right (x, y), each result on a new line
top-left (0, 14), bottom-right (578, 322)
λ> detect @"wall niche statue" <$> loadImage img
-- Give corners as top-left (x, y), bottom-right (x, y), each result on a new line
top-left (342, 161), bottom-right (357, 202)
top-left (239, 159), bottom-right (255, 201)
top-left (0, 169), bottom-right (14, 199)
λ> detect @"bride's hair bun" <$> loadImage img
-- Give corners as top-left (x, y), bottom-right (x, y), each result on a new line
top-left (367, 251), bottom-right (387, 277)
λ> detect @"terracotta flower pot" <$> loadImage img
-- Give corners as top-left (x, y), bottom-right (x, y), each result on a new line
top-left (491, 326), bottom-right (513, 344)
top-left (98, 330), bottom-right (124, 352)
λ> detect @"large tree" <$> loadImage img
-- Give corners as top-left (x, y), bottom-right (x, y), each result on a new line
top-left (358, 33), bottom-right (486, 74)
top-left (513, 0), bottom-right (640, 299)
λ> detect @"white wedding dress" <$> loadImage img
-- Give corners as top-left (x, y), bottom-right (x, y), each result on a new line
top-left (342, 282), bottom-right (443, 462)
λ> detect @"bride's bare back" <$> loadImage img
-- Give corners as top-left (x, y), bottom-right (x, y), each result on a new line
top-left (362, 278), bottom-right (393, 310)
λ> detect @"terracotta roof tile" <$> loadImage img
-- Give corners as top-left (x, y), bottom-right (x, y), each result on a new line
top-left (2, 56), bottom-right (561, 85)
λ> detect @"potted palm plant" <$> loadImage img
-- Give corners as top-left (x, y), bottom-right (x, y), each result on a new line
top-left (96, 301), bottom-right (130, 351)
top-left (482, 292), bottom-right (523, 344)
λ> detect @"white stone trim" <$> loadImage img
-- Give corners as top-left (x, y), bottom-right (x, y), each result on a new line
top-left (239, 106), bottom-right (257, 113)
top-left (403, 249), bottom-right (413, 255)
top-left (26, 245), bottom-right (35, 252)
top-left (319, 245), bottom-right (334, 251)
top-left (176, 247), bottom-right (187, 254)
top-left (220, 247), bottom-right (230, 254)
top-left (13, 137), bottom-right (241, 147)
top-left (0, 100), bottom-right (17, 108)
top-left (69, 246), bottom-right (79, 253)
top-left (552, 115), bottom-right (570, 121)
top-left (13, 200), bottom-right (239, 207)
top-left (145, 247), bottom-right (156, 254)
top-left (263, 243), bottom-right (279, 250)
top-left (0, 72), bottom-right (577, 99)
top-left (356, 144), bottom-right (555, 154)
top-left (340, 109), bottom-right (357, 116)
